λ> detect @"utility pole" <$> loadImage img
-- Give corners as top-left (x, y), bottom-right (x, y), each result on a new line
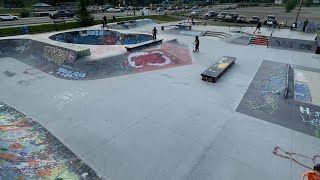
top-left (295, 0), bottom-right (303, 22)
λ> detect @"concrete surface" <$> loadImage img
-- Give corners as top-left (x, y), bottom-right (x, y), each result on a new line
top-left (1, 21), bottom-right (320, 180)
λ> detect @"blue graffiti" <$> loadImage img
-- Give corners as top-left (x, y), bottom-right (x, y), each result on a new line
top-left (261, 67), bottom-right (287, 95)
top-left (294, 84), bottom-right (312, 102)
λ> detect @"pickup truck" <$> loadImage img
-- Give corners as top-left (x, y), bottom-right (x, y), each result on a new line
top-left (49, 10), bottom-right (74, 19)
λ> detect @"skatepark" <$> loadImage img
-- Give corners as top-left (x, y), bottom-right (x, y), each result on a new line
top-left (0, 19), bottom-right (320, 180)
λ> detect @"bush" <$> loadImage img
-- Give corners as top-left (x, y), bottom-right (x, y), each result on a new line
top-left (20, 9), bottom-right (30, 18)
top-left (285, 0), bottom-right (296, 12)
top-left (305, 0), bottom-right (312, 7)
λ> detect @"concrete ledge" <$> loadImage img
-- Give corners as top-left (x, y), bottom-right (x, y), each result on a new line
top-left (125, 39), bottom-right (163, 51)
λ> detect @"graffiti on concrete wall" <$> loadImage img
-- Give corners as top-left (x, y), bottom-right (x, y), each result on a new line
top-left (275, 40), bottom-right (314, 51)
top-left (56, 65), bottom-right (87, 79)
top-left (14, 39), bottom-right (32, 53)
top-left (245, 94), bottom-right (278, 114)
top-left (52, 88), bottom-right (87, 110)
top-left (300, 106), bottom-right (320, 138)
top-left (42, 46), bottom-right (75, 65)
top-left (0, 102), bottom-right (102, 179)
top-left (260, 66), bottom-right (287, 96)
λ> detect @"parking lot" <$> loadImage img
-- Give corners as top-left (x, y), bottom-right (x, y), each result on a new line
top-left (184, 6), bottom-right (320, 25)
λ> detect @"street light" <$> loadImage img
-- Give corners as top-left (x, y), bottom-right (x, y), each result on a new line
top-left (295, 0), bottom-right (303, 22)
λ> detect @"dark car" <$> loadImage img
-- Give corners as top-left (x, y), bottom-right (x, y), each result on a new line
top-left (249, 16), bottom-right (260, 24)
top-left (49, 10), bottom-right (74, 19)
top-left (204, 11), bottom-right (218, 19)
top-left (264, 15), bottom-right (277, 25)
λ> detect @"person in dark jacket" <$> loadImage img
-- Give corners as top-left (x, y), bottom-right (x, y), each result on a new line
top-left (193, 36), bottom-right (200, 52)
top-left (303, 19), bottom-right (309, 32)
top-left (152, 27), bottom-right (157, 40)
top-left (103, 16), bottom-right (107, 28)
top-left (253, 21), bottom-right (262, 34)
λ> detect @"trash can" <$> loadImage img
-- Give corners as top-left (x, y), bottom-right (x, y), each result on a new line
top-left (21, 26), bottom-right (28, 34)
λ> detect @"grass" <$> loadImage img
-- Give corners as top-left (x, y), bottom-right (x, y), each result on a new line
top-left (0, 8), bottom-right (34, 16)
top-left (0, 15), bottom-right (179, 37)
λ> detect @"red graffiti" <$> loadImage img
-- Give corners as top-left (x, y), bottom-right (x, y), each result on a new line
top-left (130, 52), bottom-right (167, 67)
top-left (102, 36), bottom-right (116, 45)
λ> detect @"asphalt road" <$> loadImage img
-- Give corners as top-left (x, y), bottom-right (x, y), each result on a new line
top-left (0, 11), bottom-right (163, 28)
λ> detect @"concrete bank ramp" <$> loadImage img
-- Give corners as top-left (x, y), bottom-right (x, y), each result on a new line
top-left (268, 36), bottom-right (317, 54)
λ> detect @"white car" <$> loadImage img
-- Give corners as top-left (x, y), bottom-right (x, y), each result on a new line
top-left (190, 10), bottom-right (200, 17)
top-left (0, 14), bottom-right (19, 21)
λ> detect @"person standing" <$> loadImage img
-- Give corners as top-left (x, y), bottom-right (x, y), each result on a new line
top-left (152, 27), bottom-right (157, 40)
top-left (301, 164), bottom-right (320, 180)
top-left (253, 21), bottom-right (262, 34)
top-left (103, 16), bottom-right (107, 28)
top-left (193, 36), bottom-right (200, 52)
top-left (303, 18), bottom-right (309, 32)
top-left (113, 15), bottom-right (116, 22)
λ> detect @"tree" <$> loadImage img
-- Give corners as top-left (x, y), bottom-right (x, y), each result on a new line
top-left (285, 0), bottom-right (296, 12)
top-left (304, 0), bottom-right (312, 7)
top-left (78, 0), bottom-right (95, 27)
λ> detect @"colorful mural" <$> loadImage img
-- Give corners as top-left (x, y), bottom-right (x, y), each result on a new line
top-left (0, 102), bottom-right (102, 180)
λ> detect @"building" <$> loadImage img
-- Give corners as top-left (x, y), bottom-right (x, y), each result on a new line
top-left (274, 0), bottom-right (283, 4)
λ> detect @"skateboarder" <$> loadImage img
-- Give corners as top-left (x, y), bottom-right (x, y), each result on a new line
top-left (152, 27), bottom-right (157, 40)
top-left (301, 164), bottom-right (320, 180)
top-left (253, 21), bottom-right (262, 34)
top-left (193, 36), bottom-right (200, 52)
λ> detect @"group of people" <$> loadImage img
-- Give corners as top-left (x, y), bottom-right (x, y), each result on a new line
top-left (151, 27), bottom-right (199, 52)
top-left (102, 15), bottom-right (117, 28)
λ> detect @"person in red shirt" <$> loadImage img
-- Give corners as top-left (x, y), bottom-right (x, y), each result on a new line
top-left (302, 164), bottom-right (320, 180)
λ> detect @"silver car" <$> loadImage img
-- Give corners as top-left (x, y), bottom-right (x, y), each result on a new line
top-left (0, 14), bottom-right (19, 21)
top-left (216, 12), bottom-right (227, 20)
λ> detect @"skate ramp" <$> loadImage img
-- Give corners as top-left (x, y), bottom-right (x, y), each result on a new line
top-left (0, 39), bottom-right (192, 80)
top-left (268, 37), bottom-right (317, 53)
top-left (107, 18), bottom-right (156, 30)
top-left (49, 30), bottom-right (153, 45)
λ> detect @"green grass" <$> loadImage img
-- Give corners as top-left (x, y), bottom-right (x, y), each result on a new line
top-left (0, 8), bottom-right (34, 16)
top-left (0, 15), bottom-right (179, 37)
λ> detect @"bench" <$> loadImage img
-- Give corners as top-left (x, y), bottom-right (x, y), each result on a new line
top-left (201, 56), bottom-right (236, 83)
top-left (125, 39), bottom-right (163, 51)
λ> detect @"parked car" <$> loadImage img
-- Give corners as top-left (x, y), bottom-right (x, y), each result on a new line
top-left (185, 5), bottom-right (190, 9)
top-left (175, 6), bottom-right (181, 10)
top-left (216, 12), bottom-right (227, 20)
top-left (49, 10), bottom-right (74, 19)
top-left (190, 10), bottom-right (200, 17)
top-left (264, 15), bottom-right (277, 25)
top-left (204, 11), bottom-right (218, 19)
top-left (237, 15), bottom-right (246, 23)
top-left (0, 14), bottom-right (19, 21)
top-left (223, 13), bottom-right (238, 22)
top-left (192, 6), bottom-right (199, 9)
top-left (156, 7), bottom-right (163, 12)
top-left (249, 16), bottom-right (260, 24)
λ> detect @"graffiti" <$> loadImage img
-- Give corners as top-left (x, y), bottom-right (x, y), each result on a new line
top-left (246, 95), bottom-right (278, 114)
top-left (14, 39), bottom-right (32, 53)
top-left (260, 67), bottom-right (287, 96)
top-left (52, 88), bottom-right (87, 110)
top-left (127, 51), bottom-right (171, 68)
top-left (17, 76), bottom-right (45, 87)
top-left (124, 38), bottom-right (150, 45)
top-left (273, 146), bottom-right (320, 170)
top-left (3, 71), bottom-right (16, 77)
top-left (275, 40), bottom-right (313, 51)
top-left (79, 30), bottom-right (104, 36)
top-left (56, 66), bottom-right (86, 79)
top-left (0, 102), bottom-right (102, 179)
top-left (180, 30), bottom-right (202, 36)
top-left (77, 49), bottom-right (91, 59)
top-left (42, 46), bottom-right (71, 65)
top-left (300, 106), bottom-right (320, 131)
top-left (295, 84), bottom-right (312, 102)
